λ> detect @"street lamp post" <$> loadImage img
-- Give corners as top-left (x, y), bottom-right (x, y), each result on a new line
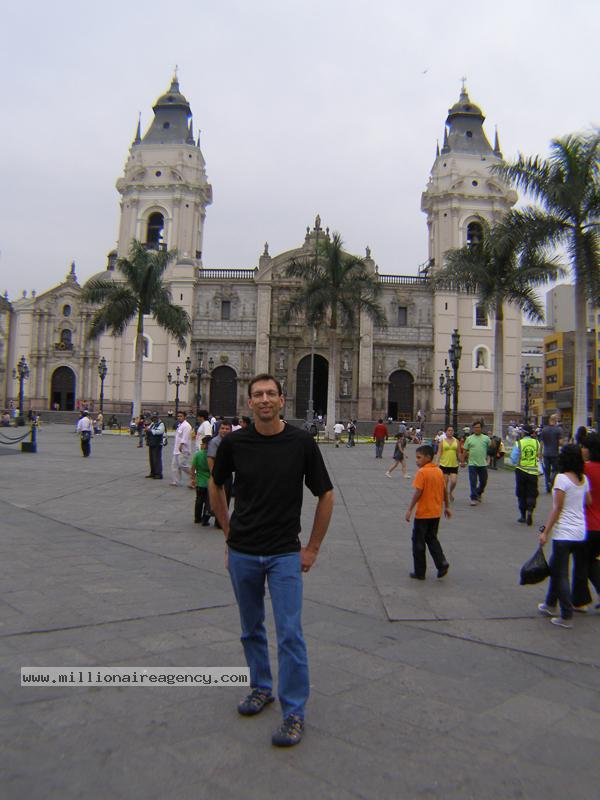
top-left (448, 330), bottom-right (462, 431)
top-left (520, 364), bottom-right (535, 424)
top-left (167, 362), bottom-right (190, 422)
top-left (13, 355), bottom-right (30, 422)
top-left (190, 350), bottom-right (215, 414)
top-left (98, 357), bottom-right (108, 413)
top-left (439, 365), bottom-right (454, 429)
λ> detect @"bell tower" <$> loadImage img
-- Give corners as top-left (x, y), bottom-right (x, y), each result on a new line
top-left (116, 74), bottom-right (212, 263)
top-left (101, 75), bottom-right (213, 411)
top-left (421, 85), bottom-right (521, 427)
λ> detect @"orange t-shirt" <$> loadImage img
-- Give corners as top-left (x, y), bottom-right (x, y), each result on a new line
top-left (413, 462), bottom-right (445, 519)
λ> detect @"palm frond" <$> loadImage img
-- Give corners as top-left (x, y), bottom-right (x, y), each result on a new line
top-left (152, 301), bottom-right (191, 348)
top-left (87, 288), bottom-right (138, 339)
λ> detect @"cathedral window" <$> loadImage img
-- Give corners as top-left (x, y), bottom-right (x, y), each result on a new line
top-left (62, 304), bottom-right (71, 317)
top-left (397, 306), bottom-right (408, 326)
top-left (221, 300), bottom-right (231, 321)
top-left (474, 304), bottom-right (489, 328)
top-left (146, 212), bottom-right (164, 248)
top-left (466, 221), bottom-right (483, 247)
top-left (60, 329), bottom-right (72, 347)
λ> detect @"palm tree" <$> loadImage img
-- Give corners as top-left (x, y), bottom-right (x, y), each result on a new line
top-left (433, 221), bottom-right (563, 435)
top-left (285, 232), bottom-right (386, 437)
top-left (493, 132), bottom-right (600, 429)
top-left (82, 240), bottom-right (191, 418)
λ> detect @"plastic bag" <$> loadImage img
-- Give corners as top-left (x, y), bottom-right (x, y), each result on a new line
top-left (519, 545), bottom-right (550, 585)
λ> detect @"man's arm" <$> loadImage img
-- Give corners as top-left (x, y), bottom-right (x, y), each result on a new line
top-left (208, 477), bottom-right (230, 537)
top-left (301, 490), bottom-right (334, 573)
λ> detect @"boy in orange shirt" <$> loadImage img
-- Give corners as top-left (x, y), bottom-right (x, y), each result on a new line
top-left (405, 444), bottom-right (452, 580)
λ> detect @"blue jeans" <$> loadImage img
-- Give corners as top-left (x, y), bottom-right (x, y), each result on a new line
top-left (543, 455), bottom-right (558, 492)
top-left (375, 439), bottom-right (385, 458)
top-left (546, 540), bottom-right (587, 619)
top-left (468, 465), bottom-right (488, 500)
top-left (228, 549), bottom-right (309, 718)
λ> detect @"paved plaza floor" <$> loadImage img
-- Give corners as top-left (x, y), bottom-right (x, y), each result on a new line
top-left (1, 426), bottom-right (599, 799)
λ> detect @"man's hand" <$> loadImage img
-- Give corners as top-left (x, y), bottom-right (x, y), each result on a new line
top-left (444, 508), bottom-right (452, 519)
top-left (300, 547), bottom-right (318, 573)
top-left (405, 510), bottom-right (412, 523)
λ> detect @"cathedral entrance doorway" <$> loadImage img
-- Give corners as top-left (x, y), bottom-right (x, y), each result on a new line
top-left (50, 366), bottom-right (76, 411)
top-left (388, 370), bottom-right (413, 421)
top-left (295, 355), bottom-right (328, 419)
top-left (210, 365), bottom-right (237, 416)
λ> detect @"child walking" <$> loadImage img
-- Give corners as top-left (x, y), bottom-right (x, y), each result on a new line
top-left (190, 435), bottom-right (212, 525)
top-left (405, 444), bottom-right (451, 580)
top-left (385, 433), bottom-right (410, 479)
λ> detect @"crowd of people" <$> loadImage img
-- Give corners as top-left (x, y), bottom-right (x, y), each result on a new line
top-left (69, 388), bottom-right (600, 747)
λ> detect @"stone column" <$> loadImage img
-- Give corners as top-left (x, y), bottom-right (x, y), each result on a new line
top-left (357, 312), bottom-right (374, 419)
top-left (255, 284), bottom-right (272, 374)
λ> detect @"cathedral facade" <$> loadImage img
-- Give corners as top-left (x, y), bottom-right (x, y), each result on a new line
top-left (2, 79), bottom-right (522, 425)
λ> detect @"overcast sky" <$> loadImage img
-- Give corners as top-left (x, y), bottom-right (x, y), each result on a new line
top-left (1, 0), bottom-right (598, 300)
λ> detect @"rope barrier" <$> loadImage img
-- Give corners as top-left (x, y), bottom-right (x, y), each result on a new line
top-left (0, 429), bottom-right (32, 445)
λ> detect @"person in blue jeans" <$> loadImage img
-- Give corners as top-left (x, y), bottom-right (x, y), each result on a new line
top-left (461, 420), bottom-right (491, 506)
top-left (210, 374), bottom-right (334, 747)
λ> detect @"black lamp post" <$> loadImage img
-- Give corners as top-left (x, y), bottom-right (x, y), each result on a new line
top-left (167, 362), bottom-right (190, 421)
top-left (98, 357), bottom-right (108, 413)
top-left (190, 350), bottom-right (215, 414)
top-left (448, 330), bottom-right (462, 431)
top-left (520, 364), bottom-right (535, 424)
top-left (13, 355), bottom-right (30, 422)
top-left (439, 365), bottom-right (454, 429)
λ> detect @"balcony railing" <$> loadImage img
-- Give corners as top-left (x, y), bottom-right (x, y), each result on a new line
top-left (54, 342), bottom-right (74, 351)
top-left (377, 274), bottom-right (431, 286)
top-left (198, 268), bottom-right (257, 280)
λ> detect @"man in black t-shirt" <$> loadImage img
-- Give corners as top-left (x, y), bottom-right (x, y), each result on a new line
top-left (210, 374), bottom-right (334, 748)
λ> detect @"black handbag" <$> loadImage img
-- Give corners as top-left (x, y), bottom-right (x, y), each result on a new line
top-left (519, 545), bottom-right (550, 585)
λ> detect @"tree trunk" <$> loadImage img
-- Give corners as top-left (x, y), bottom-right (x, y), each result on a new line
top-left (132, 311), bottom-right (144, 419)
top-left (493, 303), bottom-right (504, 436)
top-left (573, 278), bottom-right (588, 430)
top-left (325, 329), bottom-right (338, 440)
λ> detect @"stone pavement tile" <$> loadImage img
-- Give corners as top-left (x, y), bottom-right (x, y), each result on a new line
top-left (304, 638), bottom-right (397, 680)
top-left (525, 674), bottom-right (600, 713)
top-left (551, 705), bottom-right (600, 738)
top-left (305, 657), bottom-right (368, 697)
top-left (334, 673), bottom-right (467, 734)
top-left (487, 692), bottom-right (571, 728)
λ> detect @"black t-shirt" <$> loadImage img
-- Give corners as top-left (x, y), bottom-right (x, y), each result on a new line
top-left (212, 423), bottom-right (333, 555)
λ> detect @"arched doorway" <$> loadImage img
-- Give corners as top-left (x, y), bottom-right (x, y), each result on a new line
top-left (295, 355), bottom-right (328, 419)
top-left (210, 365), bottom-right (237, 416)
top-left (388, 370), bottom-right (414, 421)
top-left (50, 366), bottom-right (76, 411)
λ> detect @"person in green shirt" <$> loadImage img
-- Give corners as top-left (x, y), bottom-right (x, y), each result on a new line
top-left (460, 420), bottom-right (491, 506)
top-left (190, 435), bottom-right (212, 524)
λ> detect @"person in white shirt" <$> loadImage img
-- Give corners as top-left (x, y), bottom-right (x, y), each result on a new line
top-left (538, 444), bottom-right (592, 628)
top-left (333, 422), bottom-right (345, 448)
top-left (171, 411), bottom-right (193, 486)
top-left (76, 411), bottom-right (94, 458)
top-left (195, 409), bottom-right (214, 451)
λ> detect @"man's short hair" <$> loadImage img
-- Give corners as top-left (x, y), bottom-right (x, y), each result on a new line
top-left (197, 409), bottom-right (209, 419)
top-left (248, 374), bottom-right (283, 397)
top-left (220, 419), bottom-right (233, 428)
top-left (201, 435), bottom-right (212, 445)
top-left (178, 410), bottom-right (186, 418)
top-left (472, 420), bottom-right (482, 427)
top-left (416, 444), bottom-right (434, 459)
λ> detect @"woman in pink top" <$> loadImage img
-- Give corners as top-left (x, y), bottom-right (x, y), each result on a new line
top-left (572, 433), bottom-right (600, 609)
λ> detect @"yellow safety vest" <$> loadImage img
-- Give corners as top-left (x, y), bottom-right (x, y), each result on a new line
top-left (517, 437), bottom-right (540, 475)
